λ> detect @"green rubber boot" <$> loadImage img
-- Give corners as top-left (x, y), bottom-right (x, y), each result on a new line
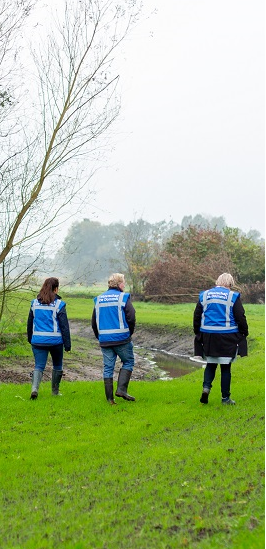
top-left (52, 370), bottom-right (63, 396)
top-left (30, 370), bottom-right (43, 400)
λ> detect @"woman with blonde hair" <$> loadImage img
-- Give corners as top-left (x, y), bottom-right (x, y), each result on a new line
top-left (193, 273), bottom-right (248, 405)
top-left (91, 273), bottom-right (136, 404)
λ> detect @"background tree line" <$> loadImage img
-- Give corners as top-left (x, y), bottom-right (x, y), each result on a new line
top-left (54, 214), bottom-right (265, 303)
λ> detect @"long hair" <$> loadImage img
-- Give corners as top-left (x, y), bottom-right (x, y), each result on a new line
top-left (38, 277), bottom-right (59, 305)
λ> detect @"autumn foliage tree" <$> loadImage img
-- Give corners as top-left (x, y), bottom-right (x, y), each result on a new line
top-left (144, 226), bottom-right (265, 302)
top-left (144, 252), bottom-right (233, 302)
top-left (222, 227), bottom-right (265, 283)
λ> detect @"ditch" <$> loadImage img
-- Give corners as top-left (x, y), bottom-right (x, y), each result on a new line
top-left (147, 350), bottom-right (205, 379)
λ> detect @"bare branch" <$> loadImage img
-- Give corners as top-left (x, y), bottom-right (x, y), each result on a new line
top-left (0, 0), bottom-right (143, 268)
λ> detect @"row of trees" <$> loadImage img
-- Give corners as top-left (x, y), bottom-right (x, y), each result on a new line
top-left (55, 216), bottom-right (265, 302)
top-left (145, 226), bottom-right (265, 302)
top-left (54, 217), bottom-right (181, 286)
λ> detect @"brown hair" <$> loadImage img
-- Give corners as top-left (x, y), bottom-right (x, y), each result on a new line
top-left (38, 277), bottom-right (59, 304)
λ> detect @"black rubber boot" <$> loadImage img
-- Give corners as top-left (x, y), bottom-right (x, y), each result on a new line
top-left (30, 370), bottom-right (43, 400)
top-left (115, 369), bottom-right (135, 401)
top-left (104, 378), bottom-right (117, 405)
top-left (52, 370), bottom-right (63, 396)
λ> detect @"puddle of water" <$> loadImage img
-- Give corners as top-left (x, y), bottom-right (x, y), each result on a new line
top-left (153, 350), bottom-right (205, 379)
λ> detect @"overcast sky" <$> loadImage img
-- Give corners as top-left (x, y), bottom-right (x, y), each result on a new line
top-left (84, 0), bottom-right (265, 236)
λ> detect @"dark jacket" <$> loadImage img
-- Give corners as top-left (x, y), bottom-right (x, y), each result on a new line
top-left (27, 294), bottom-right (71, 351)
top-left (193, 295), bottom-right (248, 358)
top-left (91, 287), bottom-right (136, 347)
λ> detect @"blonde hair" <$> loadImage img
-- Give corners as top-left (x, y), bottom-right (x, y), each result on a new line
top-left (108, 273), bottom-right (125, 289)
top-left (215, 273), bottom-right (235, 288)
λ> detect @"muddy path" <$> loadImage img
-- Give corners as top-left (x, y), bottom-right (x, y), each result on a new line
top-left (0, 321), bottom-right (194, 384)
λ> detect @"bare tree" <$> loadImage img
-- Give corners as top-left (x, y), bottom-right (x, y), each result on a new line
top-left (116, 218), bottom-right (162, 294)
top-left (0, 1), bottom-right (34, 113)
top-left (0, 0), bottom-right (142, 320)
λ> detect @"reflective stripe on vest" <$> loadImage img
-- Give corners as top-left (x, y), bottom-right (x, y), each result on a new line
top-left (32, 299), bottom-right (62, 337)
top-left (95, 292), bottom-right (129, 335)
top-left (200, 289), bottom-right (239, 332)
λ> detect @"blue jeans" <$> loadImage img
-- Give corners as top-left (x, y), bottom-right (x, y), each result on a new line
top-left (101, 341), bottom-right (134, 378)
top-left (32, 344), bottom-right (63, 372)
top-left (203, 363), bottom-right (231, 399)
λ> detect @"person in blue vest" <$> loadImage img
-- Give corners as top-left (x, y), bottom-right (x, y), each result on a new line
top-left (27, 277), bottom-right (71, 400)
top-left (193, 273), bottom-right (248, 405)
top-left (91, 273), bottom-right (136, 404)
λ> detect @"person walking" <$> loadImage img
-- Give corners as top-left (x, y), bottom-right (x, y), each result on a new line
top-left (91, 273), bottom-right (136, 405)
top-left (27, 277), bottom-right (71, 400)
top-left (193, 273), bottom-right (248, 405)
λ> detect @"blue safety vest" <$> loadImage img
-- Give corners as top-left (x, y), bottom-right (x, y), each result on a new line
top-left (199, 286), bottom-right (239, 333)
top-left (94, 290), bottom-right (131, 344)
top-left (31, 298), bottom-right (65, 345)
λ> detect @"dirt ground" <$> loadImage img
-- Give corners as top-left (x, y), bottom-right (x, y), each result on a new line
top-left (0, 321), bottom-right (194, 384)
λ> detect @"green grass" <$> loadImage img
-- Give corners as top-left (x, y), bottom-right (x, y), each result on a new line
top-left (0, 293), bottom-right (264, 548)
top-left (0, 356), bottom-right (264, 549)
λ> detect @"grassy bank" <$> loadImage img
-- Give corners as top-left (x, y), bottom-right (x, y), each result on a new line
top-left (0, 293), bottom-right (264, 548)
top-left (0, 290), bottom-right (263, 354)
top-left (0, 361), bottom-right (264, 548)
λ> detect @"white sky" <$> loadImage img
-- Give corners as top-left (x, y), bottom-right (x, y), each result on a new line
top-left (85, 0), bottom-right (265, 236)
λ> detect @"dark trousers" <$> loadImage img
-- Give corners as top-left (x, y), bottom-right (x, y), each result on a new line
top-left (203, 363), bottom-right (231, 399)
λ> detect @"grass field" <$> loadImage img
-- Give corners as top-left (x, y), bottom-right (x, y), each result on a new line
top-left (0, 293), bottom-right (264, 548)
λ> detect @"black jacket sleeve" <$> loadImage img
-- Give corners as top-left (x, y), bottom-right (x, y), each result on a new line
top-left (125, 297), bottom-right (136, 335)
top-left (57, 306), bottom-right (71, 351)
top-left (27, 308), bottom-right (33, 344)
top-left (91, 308), bottom-right (99, 339)
top-left (233, 297), bottom-right (249, 337)
top-left (193, 301), bottom-right (203, 334)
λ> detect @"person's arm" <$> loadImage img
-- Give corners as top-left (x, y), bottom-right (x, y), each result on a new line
top-left (193, 301), bottom-right (202, 334)
top-left (57, 306), bottom-right (71, 351)
top-left (233, 297), bottom-right (249, 336)
top-left (27, 308), bottom-right (33, 343)
top-left (125, 298), bottom-right (136, 335)
top-left (91, 307), bottom-right (99, 339)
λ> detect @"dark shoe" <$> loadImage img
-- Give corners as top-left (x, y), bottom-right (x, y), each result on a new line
top-left (200, 389), bottom-right (209, 404)
top-left (115, 369), bottom-right (135, 401)
top-left (104, 378), bottom-right (117, 404)
top-left (52, 370), bottom-right (63, 396)
top-left (222, 397), bottom-right (236, 405)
